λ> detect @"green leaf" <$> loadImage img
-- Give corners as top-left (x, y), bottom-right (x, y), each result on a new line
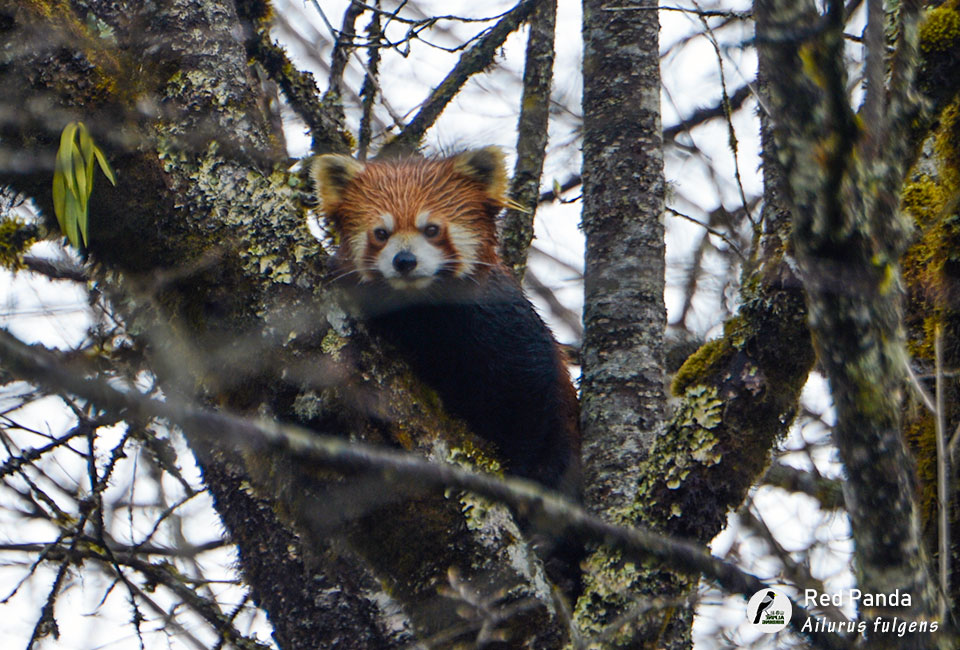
top-left (71, 141), bottom-right (88, 201)
top-left (51, 120), bottom-right (118, 249)
top-left (78, 122), bottom-right (96, 194)
top-left (52, 168), bottom-right (67, 232)
top-left (92, 146), bottom-right (117, 186)
top-left (55, 138), bottom-right (77, 199)
top-left (63, 187), bottom-right (82, 248)
top-left (77, 196), bottom-right (89, 246)
top-left (58, 122), bottom-right (78, 161)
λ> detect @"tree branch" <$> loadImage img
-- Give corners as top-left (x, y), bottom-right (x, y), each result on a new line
top-left (756, 0), bottom-right (938, 630)
top-left (0, 326), bottom-right (848, 650)
top-left (500, 0), bottom-right (556, 278)
top-left (377, 0), bottom-right (543, 157)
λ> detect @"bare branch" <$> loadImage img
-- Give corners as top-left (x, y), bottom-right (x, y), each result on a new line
top-left (0, 326), bottom-right (848, 649)
top-left (377, 0), bottom-right (543, 157)
top-left (325, 1), bottom-right (365, 117)
top-left (935, 326), bottom-right (951, 617)
top-left (500, 0), bottom-right (556, 277)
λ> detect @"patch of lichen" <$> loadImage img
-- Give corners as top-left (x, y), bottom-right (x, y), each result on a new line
top-left (234, 0), bottom-right (273, 28)
top-left (905, 415), bottom-right (939, 526)
top-left (637, 280), bottom-right (812, 541)
top-left (918, 1), bottom-right (960, 109)
top-left (936, 101), bottom-right (960, 185)
top-left (575, 547), bottom-right (690, 646)
top-left (902, 102), bottom-right (960, 360)
top-left (0, 217), bottom-right (38, 270)
top-left (899, 97), bottom-right (960, 552)
top-left (449, 438), bottom-right (502, 478)
top-left (670, 337), bottom-right (735, 396)
top-left (629, 386), bottom-right (726, 531)
top-left (15, 0), bottom-right (124, 105)
top-left (161, 140), bottom-right (312, 278)
top-left (575, 548), bottom-right (642, 642)
top-left (920, 2), bottom-right (960, 56)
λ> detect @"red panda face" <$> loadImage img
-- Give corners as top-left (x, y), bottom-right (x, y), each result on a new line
top-left (311, 149), bottom-right (510, 289)
top-left (358, 207), bottom-right (460, 289)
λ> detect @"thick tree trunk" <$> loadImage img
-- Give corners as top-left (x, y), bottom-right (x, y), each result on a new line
top-left (0, 2), bottom-right (567, 647)
top-left (576, 0), bottom-right (670, 644)
top-left (579, 0), bottom-right (665, 523)
top-left (755, 0), bottom-right (940, 643)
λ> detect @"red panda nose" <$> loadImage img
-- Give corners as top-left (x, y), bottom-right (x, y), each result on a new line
top-left (392, 250), bottom-right (418, 274)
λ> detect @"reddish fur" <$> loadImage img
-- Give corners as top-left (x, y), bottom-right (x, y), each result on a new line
top-left (330, 158), bottom-right (501, 280)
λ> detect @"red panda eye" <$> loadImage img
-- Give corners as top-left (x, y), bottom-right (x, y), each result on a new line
top-left (423, 224), bottom-right (440, 238)
top-left (373, 228), bottom-right (390, 242)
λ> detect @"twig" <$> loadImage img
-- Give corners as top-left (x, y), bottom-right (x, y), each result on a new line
top-left (740, 505), bottom-right (848, 624)
top-left (21, 255), bottom-right (87, 282)
top-left (377, 0), bottom-right (542, 157)
top-left (935, 325), bottom-right (951, 617)
top-left (325, 0), bottom-right (365, 112)
top-left (524, 267), bottom-right (583, 340)
top-left (904, 357), bottom-right (937, 415)
top-left (663, 82), bottom-right (753, 141)
top-left (0, 326), bottom-right (849, 650)
top-left (763, 463), bottom-right (845, 511)
top-left (666, 207), bottom-right (745, 260)
top-left (357, 2), bottom-right (382, 161)
top-left (690, 0), bottom-right (754, 226)
top-left (538, 82), bottom-right (756, 205)
top-left (247, 29), bottom-right (352, 153)
top-left (603, 5), bottom-right (751, 20)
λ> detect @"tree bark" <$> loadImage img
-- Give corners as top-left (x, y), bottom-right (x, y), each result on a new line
top-left (576, 0), bottom-right (670, 644)
top-left (579, 0), bottom-right (665, 521)
top-left (755, 0), bottom-right (939, 642)
top-left (0, 2), bottom-right (567, 647)
top-left (500, 0), bottom-right (556, 278)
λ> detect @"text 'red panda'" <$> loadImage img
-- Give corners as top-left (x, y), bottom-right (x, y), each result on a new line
top-left (310, 147), bottom-right (580, 497)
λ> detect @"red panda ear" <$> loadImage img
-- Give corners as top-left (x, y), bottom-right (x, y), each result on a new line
top-left (310, 154), bottom-right (365, 212)
top-left (451, 147), bottom-right (509, 206)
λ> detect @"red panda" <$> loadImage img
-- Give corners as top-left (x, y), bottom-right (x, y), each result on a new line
top-left (310, 148), bottom-right (581, 498)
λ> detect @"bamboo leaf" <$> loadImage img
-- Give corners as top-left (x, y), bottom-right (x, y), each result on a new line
top-left (78, 122), bottom-right (96, 193)
top-left (56, 136), bottom-right (78, 199)
top-left (77, 195), bottom-right (89, 246)
top-left (63, 188), bottom-right (82, 248)
top-left (52, 167), bottom-right (67, 232)
top-left (58, 122), bottom-right (78, 160)
top-left (52, 120), bottom-right (117, 249)
top-left (71, 141), bottom-right (88, 201)
top-left (92, 145), bottom-right (117, 186)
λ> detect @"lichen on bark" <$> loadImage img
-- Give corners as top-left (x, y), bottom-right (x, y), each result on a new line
top-left (0, 1), bottom-right (571, 647)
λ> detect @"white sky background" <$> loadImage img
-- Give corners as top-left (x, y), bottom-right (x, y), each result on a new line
top-left (0, 1), bottom-right (855, 648)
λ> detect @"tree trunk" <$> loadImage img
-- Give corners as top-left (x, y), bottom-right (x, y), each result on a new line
top-left (0, 2), bottom-right (566, 647)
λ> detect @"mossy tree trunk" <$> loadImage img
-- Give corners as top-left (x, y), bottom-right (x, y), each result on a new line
top-left (754, 0), bottom-right (960, 645)
top-left (5, 0), bottom-right (960, 648)
top-left (0, 1), bottom-right (565, 648)
top-left (900, 0), bottom-right (960, 620)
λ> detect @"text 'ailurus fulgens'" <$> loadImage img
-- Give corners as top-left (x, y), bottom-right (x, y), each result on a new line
top-left (311, 147), bottom-right (580, 497)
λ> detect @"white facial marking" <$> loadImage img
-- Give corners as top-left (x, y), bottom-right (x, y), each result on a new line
top-left (415, 211), bottom-right (431, 229)
top-left (376, 233), bottom-right (446, 289)
top-left (446, 223), bottom-right (478, 277)
top-left (380, 213), bottom-right (395, 231)
top-left (350, 232), bottom-right (373, 279)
